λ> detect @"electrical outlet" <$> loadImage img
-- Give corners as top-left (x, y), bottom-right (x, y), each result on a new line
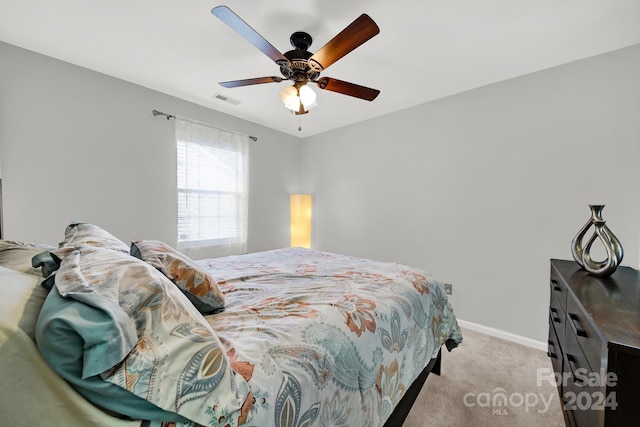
top-left (444, 283), bottom-right (453, 295)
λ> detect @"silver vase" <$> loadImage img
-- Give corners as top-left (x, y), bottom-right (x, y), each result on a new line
top-left (571, 205), bottom-right (623, 277)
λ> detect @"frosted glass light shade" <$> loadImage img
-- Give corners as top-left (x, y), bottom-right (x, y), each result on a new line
top-left (280, 84), bottom-right (317, 111)
top-left (280, 86), bottom-right (299, 111)
top-left (290, 194), bottom-right (312, 248)
top-left (299, 85), bottom-right (316, 107)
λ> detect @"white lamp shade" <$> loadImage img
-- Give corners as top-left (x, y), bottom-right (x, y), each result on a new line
top-left (290, 194), bottom-right (312, 248)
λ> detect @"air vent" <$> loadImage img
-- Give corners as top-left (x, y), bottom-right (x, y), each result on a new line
top-left (213, 93), bottom-right (241, 105)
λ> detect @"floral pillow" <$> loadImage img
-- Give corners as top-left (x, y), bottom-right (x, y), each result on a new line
top-left (130, 240), bottom-right (225, 315)
top-left (58, 222), bottom-right (129, 254)
top-left (36, 246), bottom-right (250, 424)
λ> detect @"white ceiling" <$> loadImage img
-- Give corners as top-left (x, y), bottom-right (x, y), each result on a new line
top-left (1, 1), bottom-right (639, 137)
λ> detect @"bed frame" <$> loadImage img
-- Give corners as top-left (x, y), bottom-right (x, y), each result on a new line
top-left (382, 349), bottom-right (442, 427)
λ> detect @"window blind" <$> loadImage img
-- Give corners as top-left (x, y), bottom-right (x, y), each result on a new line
top-left (175, 118), bottom-right (249, 259)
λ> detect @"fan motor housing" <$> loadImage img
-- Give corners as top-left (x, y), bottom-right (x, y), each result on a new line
top-left (279, 32), bottom-right (319, 81)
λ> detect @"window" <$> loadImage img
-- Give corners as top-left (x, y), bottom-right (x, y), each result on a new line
top-left (176, 118), bottom-right (249, 259)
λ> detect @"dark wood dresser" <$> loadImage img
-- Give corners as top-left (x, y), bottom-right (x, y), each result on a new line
top-left (548, 259), bottom-right (640, 426)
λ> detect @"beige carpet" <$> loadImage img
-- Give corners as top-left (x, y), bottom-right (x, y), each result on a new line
top-left (403, 328), bottom-right (566, 427)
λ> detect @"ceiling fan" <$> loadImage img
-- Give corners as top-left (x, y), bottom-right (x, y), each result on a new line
top-left (211, 6), bottom-right (380, 115)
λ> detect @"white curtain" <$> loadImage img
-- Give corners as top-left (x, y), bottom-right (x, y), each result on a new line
top-left (175, 118), bottom-right (250, 259)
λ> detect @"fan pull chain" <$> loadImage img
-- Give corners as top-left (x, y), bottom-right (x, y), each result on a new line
top-left (298, 115), bottom-right (302, 132)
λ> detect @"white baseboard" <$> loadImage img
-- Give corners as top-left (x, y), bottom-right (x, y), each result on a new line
top-left (457, 319), bottom-right (547, 352)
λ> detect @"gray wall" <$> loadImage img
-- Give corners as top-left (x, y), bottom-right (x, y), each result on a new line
top-left (301, 44), bottom-right (640, 343)
top-left (2, 40), bottom-right (639, 344)
top-left (0, 41), bottom-right (301, 251)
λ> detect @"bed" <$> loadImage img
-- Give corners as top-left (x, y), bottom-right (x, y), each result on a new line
top-left (0, 222), bottom-right (462, 427)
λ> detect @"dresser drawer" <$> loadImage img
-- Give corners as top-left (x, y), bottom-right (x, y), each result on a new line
top-left (549, 273), bottom-right (567, 313)
top-left (547, 320), bottom-right (562, 385)
top-left (549, 306), bottom-right (565, 354)
top-left (566, 292), bottom-right (604, 371)
top-left (563, 330), bottom-right (603, 427)
top-left (549, 274), bottom-right (567, 344)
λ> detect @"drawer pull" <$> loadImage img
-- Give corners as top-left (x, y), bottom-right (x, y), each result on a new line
top-left (568, 312), bottom-right (588, 337)
top-left (566, 353), bottom-right (586, 386)
top-left (550, 279), bottom-right (562, 292)
top-left (547, 340), bottom-right (557, 359)
top-left (549, 307), bottom-right (561, 323)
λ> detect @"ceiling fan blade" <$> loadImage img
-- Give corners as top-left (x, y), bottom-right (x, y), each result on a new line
top-left (211, 6), bottom-right (291, 66)
top-left (315, 77), bottom-right (380, 101)
top-left (219, 76), bottom-right (284, 88)
top-left (308, 14), bottom-right (379, 72)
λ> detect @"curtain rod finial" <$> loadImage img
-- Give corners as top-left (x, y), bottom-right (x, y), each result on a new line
top-left (152, 110), bottom-right (175, 120)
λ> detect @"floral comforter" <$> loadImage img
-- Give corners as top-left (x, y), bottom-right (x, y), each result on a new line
top-left (195, 248), bottom-right (462, 427)
top-left (36, 244), bottom-right (461, 427)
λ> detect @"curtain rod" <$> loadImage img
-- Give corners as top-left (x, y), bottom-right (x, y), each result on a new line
top-left (152, 109), bottom-right (258, 141)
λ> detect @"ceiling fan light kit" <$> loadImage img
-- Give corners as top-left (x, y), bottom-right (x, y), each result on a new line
top-left (211, 5), bottom-right (380, 119)
top-left (280, 81), bottom-right (317, 114)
